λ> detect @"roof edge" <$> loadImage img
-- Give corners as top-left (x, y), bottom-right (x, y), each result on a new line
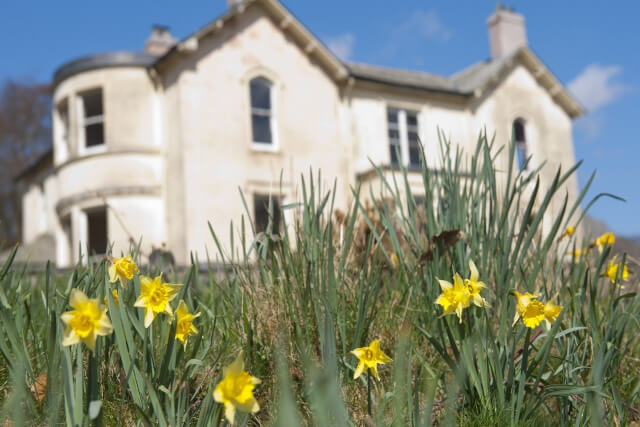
top-left (53, 51), bottom-right (157, 88)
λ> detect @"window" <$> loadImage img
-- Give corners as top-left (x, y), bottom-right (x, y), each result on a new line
top-left (254, 194), bottom-right (281, 234)
top-left (78, 88), bottom-right (104, 149)
top-left (513, 119), bottom-right (528, 170)
top-left (387, 107), bottom-right (421, 168)
top-left (86, 207), bottom-right (108, 256)
top-left (249, 77), bottom-right (275, 147)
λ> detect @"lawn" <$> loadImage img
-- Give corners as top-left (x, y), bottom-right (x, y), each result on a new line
top-left (1, 134), bottom-right (638, 426)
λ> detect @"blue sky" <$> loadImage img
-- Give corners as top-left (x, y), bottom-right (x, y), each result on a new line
top-left (2, 1), bottom-right (639, 236)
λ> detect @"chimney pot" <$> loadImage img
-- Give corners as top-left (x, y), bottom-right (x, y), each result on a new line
top-left (487, 8), bottom-right (527, 59)
top-left (144, 25), bottom-right (177, 56)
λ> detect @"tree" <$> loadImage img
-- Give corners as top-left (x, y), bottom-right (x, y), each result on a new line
top-left (0, 79), bottom-right (52, 248)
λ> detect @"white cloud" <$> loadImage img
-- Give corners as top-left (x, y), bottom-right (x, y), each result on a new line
top-left (568, 64), bottom-right (631, 141)
top-left (408, 10), bottom-right (452, 42)
top-left (380, 10), bottom-right (451, 61)
top-left (568, 64), bottom-right (629, 111)
top-left (324, 33), bottom-right (355, 60)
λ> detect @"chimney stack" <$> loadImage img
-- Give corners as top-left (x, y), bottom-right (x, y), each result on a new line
top-left (144, 25), bottom-right (177, 56)
top-left (487, 5), bottom-right (527, 59)
top-left (227, 0), bottom-right (244, 8)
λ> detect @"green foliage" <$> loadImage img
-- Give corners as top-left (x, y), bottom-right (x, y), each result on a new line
top-left (0, 132), bottom-right (639, 426)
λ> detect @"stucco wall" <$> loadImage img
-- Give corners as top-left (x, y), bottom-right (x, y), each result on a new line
top-left (53, 67), bottom-right (157, 164)
top-left (161, 5), bottom-right (350, 263)
top-left (472, 64), bottom-right (579, 230)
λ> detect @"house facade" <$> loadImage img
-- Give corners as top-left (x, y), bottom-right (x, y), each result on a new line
top-left (20, 0), bottom-right (583, 267)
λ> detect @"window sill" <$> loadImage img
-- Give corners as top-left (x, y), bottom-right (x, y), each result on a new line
top-left (79, 144), bottom-right (107, 157)
top-left (251, 143), bottom-right (280, 154)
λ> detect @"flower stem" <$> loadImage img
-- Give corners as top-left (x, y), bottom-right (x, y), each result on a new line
top-left (367, 369), bottom-right (372, 416)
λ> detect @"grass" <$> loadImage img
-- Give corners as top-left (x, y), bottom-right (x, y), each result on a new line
top-left (0, 132), bottom-right (639, 426)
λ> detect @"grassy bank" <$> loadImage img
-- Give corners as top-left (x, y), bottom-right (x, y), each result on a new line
top-left (1, 134), bottom-right (638, 426)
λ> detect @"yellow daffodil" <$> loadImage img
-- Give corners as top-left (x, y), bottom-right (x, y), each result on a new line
top-left (174, 300), bottom-right (200, 349)
top-left (351, 339), bottom-right (393, 380)
top-left (104, 289), bottom-right (119, 309)
top-left (543, 299), bottom-right (562, 330)
top-left (512, 290), bottom-right (541, 328)
top-left (435, 273), bottom-right (471, 323)
top-left (559, 226), bottom-right (575, 239)
top-left (213, 354), bottom-right (261, 424)
top-left (134, 275), bottom-right (183, 328)
top-left (567, 249), bottom-right (584, 262)
top-left (593, 232), bottom-right (615, 253)
top-left (464, 260), bottom-right (490, 308)
top-left (390, 252), bottom-right (399, 269)
top-left (108, 255), bottom-right (138, 287)
top-left (61, 289), bottom-right (113, 352)
top-left (605, 256), bottom-right (630, 285)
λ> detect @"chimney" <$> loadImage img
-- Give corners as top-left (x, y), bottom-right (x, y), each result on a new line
top-left (144, 25), bottom-right (177, 56)
top-left (487, 5), bottom-right (527, 59)
top-left (227, 0), bottom-right (244, 8)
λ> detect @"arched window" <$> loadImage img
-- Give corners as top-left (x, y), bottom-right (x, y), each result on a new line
top-left (513, 118), bottom-right (528, 170)
top-left (249, 77), bottom-right (275, 147)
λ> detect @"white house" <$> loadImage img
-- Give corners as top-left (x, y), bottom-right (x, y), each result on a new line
top-left (19, 0), bottom-right (583, 267)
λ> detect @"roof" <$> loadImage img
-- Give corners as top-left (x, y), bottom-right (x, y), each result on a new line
top-left (53, 51), bottom-right (157, 87)
top-left (345, 62), bottom-right (469, 96)
top-left (13, 148), bottom-right (53, 183)
top-left (450, 47), bottom-right (584, 117)
top-left (50, 0), bottom-right (582, 118)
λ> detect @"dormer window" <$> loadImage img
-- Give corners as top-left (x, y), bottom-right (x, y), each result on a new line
top-left (513, 118), bottom-right (528, 170)
top-left (78, 88), bottom-right (104, 152)
top-left (387, 107), bottom-right (421, 168)
top-left (249, 77), bottom-right (277, 150)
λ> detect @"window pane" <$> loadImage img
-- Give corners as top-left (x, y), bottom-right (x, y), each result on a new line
top-left (87, 207), bottom-right (107, 255)
top-left (516, 143), bottom-right (528, 170)
top-left (85, 123), bottom-right (104, 147)
top-left (513, 120), bottom-right (525, 143)
top-left (387, 108), bottom-right (399, 124)
top-left (250, 79), bottom-right (271, 110)
top-left (390, 142), bottom-right (401, 166)
top-left (409, 146), bottom-right (421, 167)
top-left (82, 89), bottom-right (103, 118)
top-left (388, 129), bottom-right (399, 139)
top-left (252, 115), bottom-right (272, 144)
top-left (406, 112), bottom-right (418, 126)
top-left (254, 194), bottom-right (281, 233)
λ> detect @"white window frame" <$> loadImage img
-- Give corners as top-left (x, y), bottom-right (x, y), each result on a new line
top-left (249, 77), bottom-right (279, 152)
top-left (387, 107), bottom-right (421, 168)
top-left (77, 89), bottom-right (106, 156)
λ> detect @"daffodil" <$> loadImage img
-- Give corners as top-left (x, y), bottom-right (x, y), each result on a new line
top-left (174, 300), bottom-right (200, 349)
top-left (435, 273), bottom-right (471, 323)
top-left (593, 232), bottom-right (615, 253)
top-left (351, 339), bottom-right (393, 380)
top-left (61, 289), bottom-right (113, 352)
top-left (108, 255), bottom-right (138, 287)
top-left (104, 289), bottom-right (119, 309)
top-left (560, 226), bottom-right (575, 239)
top-left (464, 260), bottom-right (490, 308)
top-left (543, 299), bottom-right (562, 330)
top-left (512, 290), bottom-right (541, 328)
top-left (134, 275), bottom-right (183, 328)
top-left (213, 354), bottom-right (261, 424)
top-left (567, 249), bottom-right (584, 262)
top-left (605, 256), bottom-right (630, 285)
